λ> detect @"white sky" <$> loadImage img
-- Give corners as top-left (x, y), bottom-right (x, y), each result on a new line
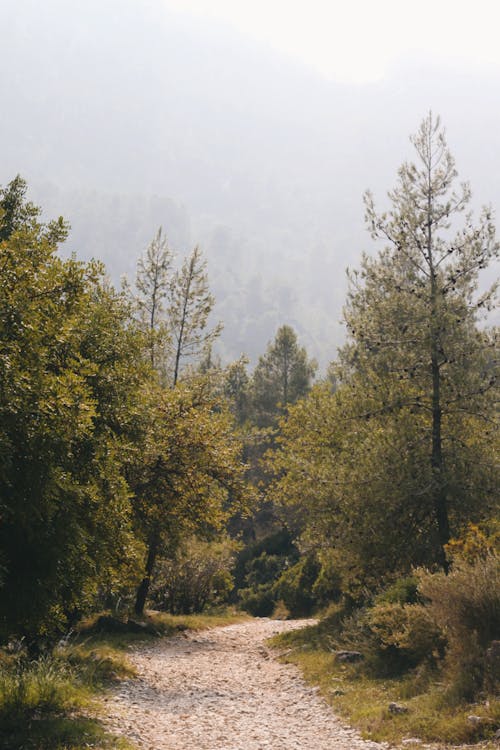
top-left (162, 0), bottom-right (500, 83)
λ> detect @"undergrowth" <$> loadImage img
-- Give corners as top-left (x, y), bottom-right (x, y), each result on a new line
top-left (270, 613), bottom-right (500, 747)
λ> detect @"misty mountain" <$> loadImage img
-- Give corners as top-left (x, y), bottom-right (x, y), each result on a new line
top-left (1, 0), bottom-right (499, 366)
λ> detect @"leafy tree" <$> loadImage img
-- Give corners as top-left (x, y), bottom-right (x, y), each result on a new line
top-left (223, 355), bottom-right (251, 425)
top-left (0, 174), bottom-right (68, 244)
top-left (251, 325), bottom-right (316, 428)
top-left (346, 113), bottom-right (499, 567)
top-left (0, 184), bottom-right (146, 643)
top-left (130, 378), bottom-right (249, 615)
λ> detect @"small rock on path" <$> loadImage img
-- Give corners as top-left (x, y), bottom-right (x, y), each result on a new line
top-left (102, 618), bottom-right (387, 750)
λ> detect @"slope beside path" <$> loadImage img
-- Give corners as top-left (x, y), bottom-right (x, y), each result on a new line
top-left (102, 618), bottom-right (388, 750)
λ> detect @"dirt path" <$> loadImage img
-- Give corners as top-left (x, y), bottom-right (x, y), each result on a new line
top-left (102, 618), bottom-right (389, 750)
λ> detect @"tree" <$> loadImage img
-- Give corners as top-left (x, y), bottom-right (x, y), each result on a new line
top-left (0, 174), bottom-right (67, 243)
top-left (223, 355), bottom-right (251, 425)
top-left (0, 182), bottom-right (146, 644)
top-left (350, 113), bottom-right (498, 567)
top-left (269, 116), bottom-right (499, 596)
top-left (130, 378), bottom-right (249, 615)
top-left (251, 325), bottom-right (317, 428)
top-left (168, 245), bottom-right (222, 386)
top-left (134, 226), bottom-right (173, 373)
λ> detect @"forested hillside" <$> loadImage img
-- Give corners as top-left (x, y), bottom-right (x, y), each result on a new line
top-left (0, 109), bottom-right (498, 747)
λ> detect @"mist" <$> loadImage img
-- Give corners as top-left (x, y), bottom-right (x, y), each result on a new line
top-left (1, 0), bottom-right (499, 366)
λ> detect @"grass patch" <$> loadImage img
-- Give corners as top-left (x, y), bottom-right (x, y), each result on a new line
top-left (0, 715), bottom-right (134, 750)
top-left (270, 621), bottom-right (500, 747)
top-left (0, 654), bottom-right (132, 750)
top-left (143, 607), bottom-right (249, 635)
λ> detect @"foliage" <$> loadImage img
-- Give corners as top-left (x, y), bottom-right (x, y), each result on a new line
top-left (133, 226), bottom-right (173, 375)
top-left (269, 115), bottom-right (499, 596)
top-left (310, 551), bottom-right (343, 608)
top-left (0, 655), bottom-right (83, 720)
top-left (375, 576), bottom-right (420, 606)
top-left (149, 537), bottom-right (239, 614)
top-left (344, 113), bottom-right (498, 566)
top-left (130, 377), bottom-right (251, 614)
top-left (238, 585), bottom-right (276, 617)
top-left (0, 178), bottom-right (146, 645)
top-left (232, 530), bottom-right (299, 616)
top-left (168, 245), bottom-right (223, 385)
top-left (363, 602), bottom-right (446, 675)
top-left (273, 555), bottom-right (320, 617)
top-left (251, 324), bottom-right (316, 428)
top-left (417, 551), bottom-right (500, 700)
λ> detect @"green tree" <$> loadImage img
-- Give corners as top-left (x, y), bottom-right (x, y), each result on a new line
top-left (130, 378), bottom-right (249, 615)
top-left (223, 355), bottom-right (251, 425)
top-left (0, 185), bottom-right (146, 643)
top-left (349, 113), bottom-right (499, 567)
top-left (0, 174), bottom-right (67, 243)
top-left (134, 226), bottom-right (173, 373)
top-left (251, 325), bottom-right (316, 428)
top-left (270, 116), bottom-right (499, 595)
top-left (168, 245), bottom-right (222, 386)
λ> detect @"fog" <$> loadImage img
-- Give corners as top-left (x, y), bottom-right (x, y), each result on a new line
top-left (1, 0), bottom-right (499, 366)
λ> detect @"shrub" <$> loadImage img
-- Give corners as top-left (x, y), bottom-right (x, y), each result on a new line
top-left (244, 552), bottom-right (289, 588)
top-left (150, 537), bottom-right (238, 614)
top-left (274, 555), bottom-right (320, 616)
top-left (417, 552), bottom-right (500, 700)
top-left (363, 602), bottom-right (445, 675)
top-left (0, 655), bottom-right (83, 721)
top-left (375, 576), bottom-right (420, 605)
top-left (311, 551), bottom-right (342, 607)
top-left (239, 585), bottom-right (275, 617)
top-left (232, 529), bottom-right (298, 592)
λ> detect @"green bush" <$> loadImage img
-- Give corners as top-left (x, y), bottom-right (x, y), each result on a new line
top-left (363, 602), bottom-right (445, 675)
top-left (239, 585), bottom-right (275, 617)
top-left (244, 552), bottom-right (289, 588)
top-left (274, 555), bottom-right (320, 616)
top-left (0, 655), bottom-right (83, 721)
top-left (417, 552), bottom-right (500, 700)
top-left (375, 576), bottom-right (420, 605)
top-left (232, 530), bottom-right (298, 592)
top-left (150, 537), bottom-right (238, 614)
top-left (311, 552), bottom-right (342, 607)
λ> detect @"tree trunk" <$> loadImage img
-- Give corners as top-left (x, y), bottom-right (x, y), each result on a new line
top-left (429, 259), bottom-right (450, 570)
top-left (430, 344), bottom-right (450, 571)
top-left (134, 532), bottom-right (160, 615)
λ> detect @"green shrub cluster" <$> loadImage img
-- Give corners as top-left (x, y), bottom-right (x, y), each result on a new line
top-left (316, 534), bottom-right (500, 702)
top-left (237, 542), bottom-right (343, 618)
top-left (0, 654), bottom-right (84, 723)
top-left (149, 537), bottom-right (238, 615)
top-left (418, 551), bottom-right (500, 701)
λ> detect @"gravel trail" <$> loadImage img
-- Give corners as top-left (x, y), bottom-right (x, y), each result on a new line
top-left (102, 618), bottom-right (388, 750)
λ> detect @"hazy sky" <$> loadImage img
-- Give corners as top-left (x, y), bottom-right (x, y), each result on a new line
top-left (163, 0), bottom-right (500, 83)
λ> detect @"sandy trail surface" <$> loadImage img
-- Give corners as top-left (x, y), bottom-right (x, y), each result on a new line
top-left (102, 618), bottom-right (388, 750)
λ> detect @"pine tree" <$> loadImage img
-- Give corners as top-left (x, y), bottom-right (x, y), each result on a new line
top-left (134, 226), bottom-right (173, 374)
top-left (341, 113), bottom-right (499, 567)
top-left (251, 325), bottom-right (317, 427)
top-left (168, 245), bottom-right (222, 386)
